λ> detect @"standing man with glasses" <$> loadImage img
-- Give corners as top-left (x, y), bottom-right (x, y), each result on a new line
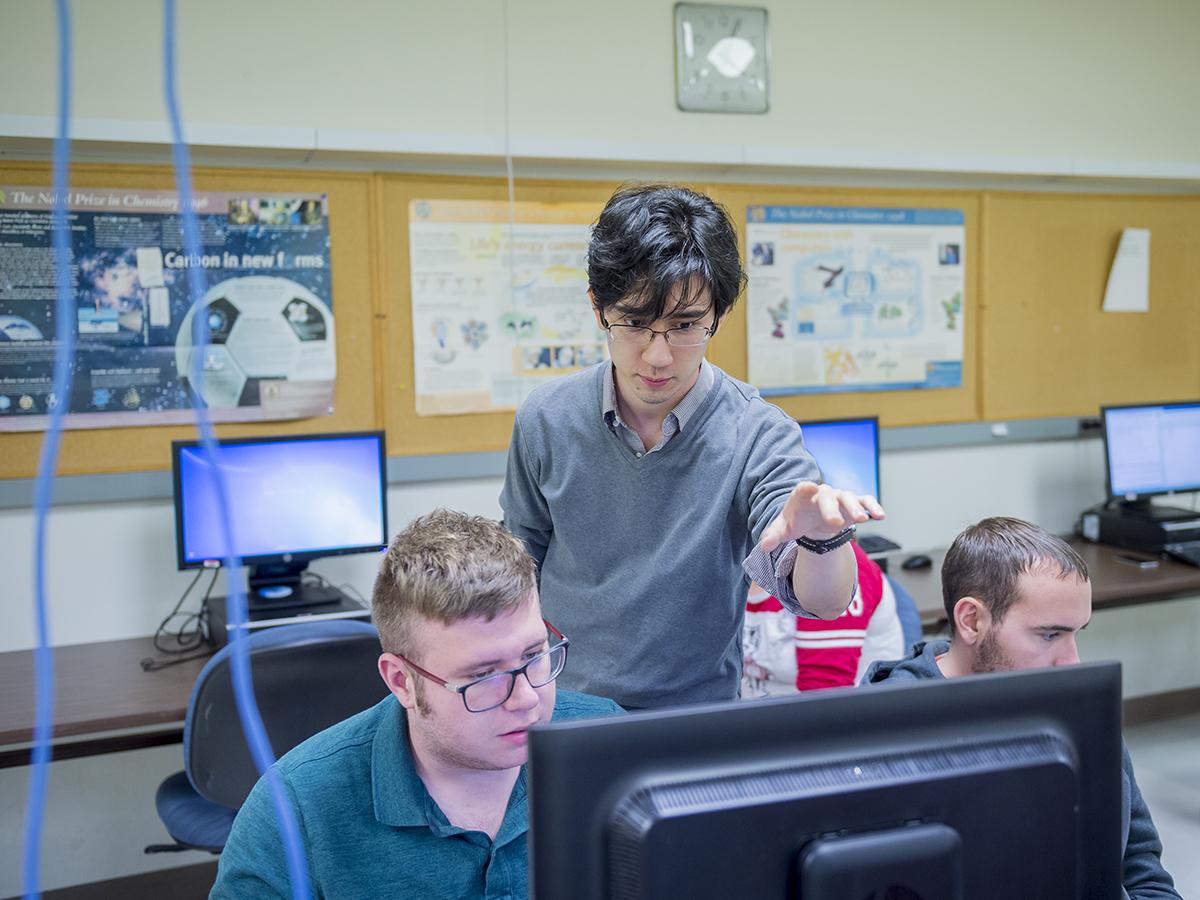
top-left (501, 184), bottom-right (885, 710)
top-left (212, 509), bottom-right (621, 899)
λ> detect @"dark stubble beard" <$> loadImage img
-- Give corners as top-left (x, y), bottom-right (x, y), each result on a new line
top-left (972, 626), bottom-right (1014, 674)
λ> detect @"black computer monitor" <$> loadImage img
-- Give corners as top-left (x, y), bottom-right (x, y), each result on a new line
top-left (529, 662), bottom-right (1123, 900)
top-left (172, 431), bottom-right (388, 610)
top-left (797, 415), bottom-right (881, 500)
top-left (1102, 401), bottom-right (1200, 503)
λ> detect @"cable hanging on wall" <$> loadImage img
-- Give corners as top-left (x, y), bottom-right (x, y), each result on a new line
top-left (25, 5), bottom-right (312, 897)
top-left (23, 2), bottom-right (74, 896)
top-left (502, 0), bottom-right (521, 387)
top-left (161, 0), bottom-right (311, 896)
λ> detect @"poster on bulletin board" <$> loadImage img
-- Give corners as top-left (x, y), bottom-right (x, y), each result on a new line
top-left (745, 205), bottom-right (965, 395)
top-left (0, 186), bottom-right (335, 431)
top-left (408, 198), bottom-right (606, 416)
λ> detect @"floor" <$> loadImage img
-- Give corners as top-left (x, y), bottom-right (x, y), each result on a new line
top-left (1125, 711), bottom-right (1200, 897)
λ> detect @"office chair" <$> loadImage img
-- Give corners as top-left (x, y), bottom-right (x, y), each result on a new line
top-left (886, 574), bottom-right (925, 653)
top-left (146, 619), bottom-right (389, 854)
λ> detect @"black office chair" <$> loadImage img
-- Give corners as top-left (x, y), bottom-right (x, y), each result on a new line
top-left (146, 619), bottom-right (389, 854)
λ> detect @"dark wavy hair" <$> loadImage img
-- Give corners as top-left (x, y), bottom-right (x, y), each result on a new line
top-left (941, 517), bottom-right (1089, 634)
top-left (587, 184), bottom-right (746, 326)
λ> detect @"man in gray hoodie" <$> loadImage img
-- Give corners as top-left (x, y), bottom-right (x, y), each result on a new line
top-left (864, 516), bottom-right (1179, 900)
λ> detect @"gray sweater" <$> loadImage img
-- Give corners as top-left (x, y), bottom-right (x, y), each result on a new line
top-left (500, 362), bottom-right (819, 708)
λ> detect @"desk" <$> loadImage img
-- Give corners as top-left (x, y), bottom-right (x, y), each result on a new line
top-left (888, 537), bottom-right (1200, 630)
top-left (5, 541), bottom-right (1198, 767)
top-left (0, 636), bottom-right (209, 768)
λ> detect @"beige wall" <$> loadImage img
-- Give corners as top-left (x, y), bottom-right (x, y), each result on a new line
top-left (1, 4), bottom-right (1198, 891)
top-left (2, 0), bottom-right (1199, 176)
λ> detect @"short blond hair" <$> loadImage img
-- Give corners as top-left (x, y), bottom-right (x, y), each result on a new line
top-left (371, 509), bottom-right (538, 657)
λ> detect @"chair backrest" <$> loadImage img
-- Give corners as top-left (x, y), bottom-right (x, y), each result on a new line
top-left (184, 619), bottom-right (390, 809)
top-left (885, 574), bottom-right (926, 652)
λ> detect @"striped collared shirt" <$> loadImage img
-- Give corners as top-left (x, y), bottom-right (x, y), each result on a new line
top-left (601, 359), bottom-right (716, 456)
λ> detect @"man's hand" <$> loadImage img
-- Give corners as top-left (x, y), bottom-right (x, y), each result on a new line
top-left (759, 481), bottom-right (886, 554)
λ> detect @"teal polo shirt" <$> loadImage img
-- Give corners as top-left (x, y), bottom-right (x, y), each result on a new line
top-left (211, 690), bottom-right (622, 899)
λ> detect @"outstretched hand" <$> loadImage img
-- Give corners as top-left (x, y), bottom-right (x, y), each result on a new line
top-left (758, 481), bottom-right (886, 554)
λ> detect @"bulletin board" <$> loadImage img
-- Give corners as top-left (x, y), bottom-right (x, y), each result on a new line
top-left (0, 162), bottom-right (377, 479)
top-left (379, 176), bottom-right (982, 457)
top-left (376, 174), bottom-right (617, 457)
top-left (3, 159), bottom-right (1199, 479)
top-left (979, 191), bottom-right (1200, 420)
top-left (706, 183), bottom-right (981, 428)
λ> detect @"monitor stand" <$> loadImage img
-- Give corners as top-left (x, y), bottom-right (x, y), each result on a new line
top-left (206, 567), bottom-right (370, 646)
top-left (1114, 499), bottom-right (1200, 524)
top-left (247, 561), bottom-right (346, 613)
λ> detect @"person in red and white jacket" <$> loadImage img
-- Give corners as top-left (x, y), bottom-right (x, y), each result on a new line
top-left (743, 542), bottom-right (905, 695)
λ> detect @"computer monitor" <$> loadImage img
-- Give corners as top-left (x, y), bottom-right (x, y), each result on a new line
top-left (1102, 401), bottom-right (1200, 503)
top-left (529, 662), bottom-right (1123, 900)
top-left (797, 416), bottom-right (881, 500)
top-left (172, 431), bottom-right (388, 610)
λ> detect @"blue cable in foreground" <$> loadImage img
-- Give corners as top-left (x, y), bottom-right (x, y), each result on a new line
top-left (162, 1), bottom-right (311, 897)
top-left (23, 2), bottom-right (73, 896)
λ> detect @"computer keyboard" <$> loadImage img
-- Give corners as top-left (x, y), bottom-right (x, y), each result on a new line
top-left (1164, 541), bottom-right (1200, 567)
top-left (856, 534), bottom-right (901, 555)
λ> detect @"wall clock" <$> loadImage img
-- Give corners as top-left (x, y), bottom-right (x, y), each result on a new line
top-left (674, 3), bottom-right (770, 114)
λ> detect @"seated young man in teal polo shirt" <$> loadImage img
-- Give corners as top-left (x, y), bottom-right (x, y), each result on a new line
top-left (864, 517), bottom-right (1179, 900)
top-left (211, 509), bottom-right (622, 899)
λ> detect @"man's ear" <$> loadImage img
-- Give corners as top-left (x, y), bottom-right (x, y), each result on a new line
top-left (378, 652), bottom-right (418, 711)
top-left (952, 597), bottom-right (990, 646)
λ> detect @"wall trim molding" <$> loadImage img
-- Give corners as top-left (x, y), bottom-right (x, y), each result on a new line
top-left (4, 118), bottom-right (1200, 194)
top-left (0, 419), bottom-right (1097, 510)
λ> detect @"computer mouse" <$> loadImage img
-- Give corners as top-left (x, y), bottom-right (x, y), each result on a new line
top-left (901, 554), bottom-right (933, 571)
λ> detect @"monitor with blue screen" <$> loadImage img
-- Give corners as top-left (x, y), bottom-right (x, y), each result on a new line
top-left (172, 431), bottom-right (388, 610)
top-left (797, 416), bottom-right (880, 501)
top-left (797, 416), bottom-right (897, 555)
top-left (1102, 401), bottom-right (1200, 502)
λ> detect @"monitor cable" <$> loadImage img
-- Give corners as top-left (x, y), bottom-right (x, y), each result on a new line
top-left (140, 569), bottom-right (218, 671)
top-left (301, 570), bottom-right (367, 606)
top-left (23, 3), bottom-right (74, 897)
top-left (163, 2), bottom-right (310, 896)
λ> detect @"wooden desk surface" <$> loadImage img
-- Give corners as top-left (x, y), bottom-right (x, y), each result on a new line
top-left (3, 539), bottom-right (1198, 760)
top-left (0, 636), bottom-right (209, 753)
top-left (888, 537), bottom-right (1200, 628)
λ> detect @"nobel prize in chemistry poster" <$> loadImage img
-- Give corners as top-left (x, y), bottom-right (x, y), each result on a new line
top-left (0, 185), bottom-right (335, 431)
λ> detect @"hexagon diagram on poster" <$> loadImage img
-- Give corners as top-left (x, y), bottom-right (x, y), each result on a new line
top-left (174, 276), bottom-right (336, 409)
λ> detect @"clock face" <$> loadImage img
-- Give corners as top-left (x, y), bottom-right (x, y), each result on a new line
top-left (674, 3), bottom-right (769, 114)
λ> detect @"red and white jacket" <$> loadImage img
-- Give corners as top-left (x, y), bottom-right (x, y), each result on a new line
top-left (742, 542), bottom-right (905, 695)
